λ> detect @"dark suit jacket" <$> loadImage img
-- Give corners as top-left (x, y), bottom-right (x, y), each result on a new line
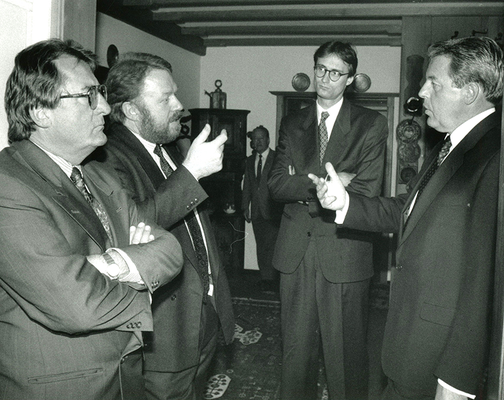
top-left (0, 140), bottom-right (183, 400)
top-left (343, 112), bottom-right (500, 395)
top-left (97, 123), bottom-right (234, 372)
top-left (268, 99), bottom-right (388, 282)
top-left (242, 149), bottom-right (283, 221)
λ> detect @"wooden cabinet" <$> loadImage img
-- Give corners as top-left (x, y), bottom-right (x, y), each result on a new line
top-left (189, 108), bottom-right (250, 273)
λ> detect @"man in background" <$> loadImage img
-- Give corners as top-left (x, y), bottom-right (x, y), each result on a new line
top-left (268, 40), bottom-right (389, 400)
top-left (310, 36), bottom-right (503, 400)
top-left (99, 52), bottom-right (235, 400)
top-left (0, 39), bottom-right (183, 400)
top-left (242, 125), bottom-right (283, 292)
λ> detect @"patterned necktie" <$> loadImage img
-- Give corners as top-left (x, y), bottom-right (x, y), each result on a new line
top-left (70, 167), bottom-right (112, 243)
top-left (154, 143), bottom-right (211, 301)
top-left (416, 135), bottom-right (452, 198)
top-left (256, 153), bottom-right (262, 183)
top-left (319, 111), bottom-right (330, 165)
top-left (154, 144), bottom-right (174, 177)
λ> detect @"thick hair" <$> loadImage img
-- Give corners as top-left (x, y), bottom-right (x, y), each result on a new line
top-left (252, 125), bottom-right (269, 139)
top-left (106, 52), bottom-right (173, 124)
top-left (5, 39), bottom-right (97, 142)
top-left (313, 41), bottom-right (358, 77)
top-left (428, 36), bottom-right (504, 105)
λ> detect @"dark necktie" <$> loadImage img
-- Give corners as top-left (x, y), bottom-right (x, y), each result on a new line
top-left (416, 135), bottom-right (452, 198)
top-left (154, 144), bottom-right (174, 177)
top-left (319, 111), bottom-right (330, 164)
top-left (70, 167), bottom-right (112, 243)
top-left (154, 144), bottom-right (211, 300)
top-left (256, 153), bottom-right (262, 183)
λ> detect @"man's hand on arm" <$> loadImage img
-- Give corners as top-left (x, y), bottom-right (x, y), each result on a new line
top-left (87, 222), bottom-right (155, 284)
top-left (182, 124), bottom-right (228, 180)
top-left (308, 162), bottom-right (349, 211)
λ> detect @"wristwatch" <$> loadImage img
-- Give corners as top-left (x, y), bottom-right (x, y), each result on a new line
top-left (103, 252), bottom-right (120, 279)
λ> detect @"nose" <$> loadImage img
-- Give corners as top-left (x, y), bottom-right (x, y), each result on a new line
top-left (173, 95), bottom-right (184, 112)
top-left (97, 93), bottom-right (111, 115)
top-left (418, 82), bottom-right (428, 99)
top-left (321, 70), bottom-right (331, 83)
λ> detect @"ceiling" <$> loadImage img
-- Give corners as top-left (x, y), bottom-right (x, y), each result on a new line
top-left (97, 0), bottom-right (504, 56)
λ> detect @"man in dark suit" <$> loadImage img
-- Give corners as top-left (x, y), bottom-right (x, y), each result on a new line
top-left (98, 52), bottom-right (235, 400)
top-left (0, 39), bottom-right (183, 400)
top-left (242, 125), bottom-right (283, 291)
top-left (267, 41), bottom-right (389, 400)
top-left (310, 36), bottom-right (503, 400)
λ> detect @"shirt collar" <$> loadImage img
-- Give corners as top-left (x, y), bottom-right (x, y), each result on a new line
top-left (256, 147), bottom-right (270, 159)
top-left (316, 97), bottom-right (344, 122)
top-left (448, 108), bottom-right (495, 150)
top-left (30, 140), bottom-right (75, 178)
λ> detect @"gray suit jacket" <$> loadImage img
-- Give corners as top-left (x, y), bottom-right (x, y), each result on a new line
top-left (0, 140), bottom-right (182, 400)
top-left (268, 99), bottom-right (388, 282)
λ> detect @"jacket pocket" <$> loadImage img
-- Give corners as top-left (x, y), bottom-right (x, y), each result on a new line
top-left (420, 302), bottom-right (456, 327)
top-left (28, 368), bottom-right (103, 384)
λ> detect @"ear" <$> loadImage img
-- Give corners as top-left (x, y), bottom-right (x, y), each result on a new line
top-left (122, 101), bottom-right (141, 121)
top-left (345, 75), bottom-right (355, 87)
top-left (462, 82), bottom-right (480, 105)
top-left (29, 107), bottom-right (51, 129)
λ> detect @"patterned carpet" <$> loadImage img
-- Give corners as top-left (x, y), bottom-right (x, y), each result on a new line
top-left (204, 285), bottom-right (389, 400)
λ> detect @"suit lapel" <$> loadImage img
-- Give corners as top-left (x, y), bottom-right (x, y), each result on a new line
top-left (113, 124), bottom-right (166, 188)
top-left (324, 99), bottom-right (351, 168)
top-left (12, 141), bottom-right (109, 251)
top-left (400, 113), bottom-right (498, 244)
top-left (299, 104), bottom-right (319, 171)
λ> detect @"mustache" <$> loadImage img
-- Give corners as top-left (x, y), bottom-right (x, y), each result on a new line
top-left (169, 111), bottom-right (183, 123)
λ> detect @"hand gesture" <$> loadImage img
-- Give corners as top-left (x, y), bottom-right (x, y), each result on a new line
top-left (183, 124), bottom-right (228, 180)
top-left (308, 162), bottom-right (347, 211)
top-left (130, 222), bottom-right (155, 244)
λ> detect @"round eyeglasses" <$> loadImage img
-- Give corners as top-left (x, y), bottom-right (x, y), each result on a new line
top-left (314, 65), bottom-right (350, 82)
top-left (59, 84), bottom-right (107, 110)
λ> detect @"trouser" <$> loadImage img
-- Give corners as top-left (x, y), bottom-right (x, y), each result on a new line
top-left (144, 300), bottom-right (219, 400)
top-left (252, 216), bottom-right (280, 281)
top-left (280, 239), bottom-right (370, 400)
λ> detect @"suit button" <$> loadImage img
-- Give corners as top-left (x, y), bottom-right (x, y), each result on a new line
top-left (186, 205), bottom-right (191, 210)
top-left (152, 281), bottom-right (159, 289)
top-left (307, 232), bottom-right (311, 237)
top-left (171, 294), bottom-right (177, 301)
top-left (395, 265), bottom-right (403, 270)
top-left (121, 356), bottom-right (128, 363)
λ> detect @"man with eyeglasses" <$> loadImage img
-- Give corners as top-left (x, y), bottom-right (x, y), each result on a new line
top-left (0, 39), bottom-right (183, 400)
top-left (268, 40), bottom-right (388, 400)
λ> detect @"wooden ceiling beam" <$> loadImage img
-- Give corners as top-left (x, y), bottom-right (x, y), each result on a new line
top-left (97, 1), bottom-right (206, 55)
top-left (180, 20), bottom-right (403, 36)
top-left (152, 3), bottom-right (504, 22)
top-left (203, 35), bottom-right (402, 47)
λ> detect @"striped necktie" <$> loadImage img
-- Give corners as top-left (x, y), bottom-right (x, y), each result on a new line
top-left (319, 111), bottom-right (330, 164)
top-left (70, 167), bottom-right (112, 243)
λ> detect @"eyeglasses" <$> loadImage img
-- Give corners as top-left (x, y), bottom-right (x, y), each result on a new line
top-left (59, 84), bottom-right (107, 110)
top-left (314, 65), bottom-right (350, 82)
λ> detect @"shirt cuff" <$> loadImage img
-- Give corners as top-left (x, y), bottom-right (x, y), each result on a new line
top-left (110, 248), bottom-right (145, 285)
top-left (438, 379), bottom-right (475, 399)
top-left (334, 191), bottom-right (350, 224)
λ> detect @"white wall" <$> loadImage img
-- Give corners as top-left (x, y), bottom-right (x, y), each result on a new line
top-left (95, 13), bottom-right (201, 111)
top-left (0, 0), bottom-right (54, 150)
top-left (201, 45), bottom-right (401, 270)
top-left (200, 46), bottom-right (401, 146)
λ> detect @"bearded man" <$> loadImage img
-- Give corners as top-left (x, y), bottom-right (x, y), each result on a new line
top-left (96, 53), bottom-right (235, 400)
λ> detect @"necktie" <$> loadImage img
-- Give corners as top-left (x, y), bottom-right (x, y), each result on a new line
top-left (154, 144), bottom-right (174, 177)
top-left (256, 154), bottom-right (262, 183)
top-left (70, 167), bottom-right (112, 243)
top-left (416, 135), bottom-right (452, 198)
top-left (154, 143), bottom-right (211, 301)
top-left (319, 111), bottom-right (330, 164)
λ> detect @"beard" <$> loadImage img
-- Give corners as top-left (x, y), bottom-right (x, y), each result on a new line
top-left (137, 104), bottom-right (182, 144)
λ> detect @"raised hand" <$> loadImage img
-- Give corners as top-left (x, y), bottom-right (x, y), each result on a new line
top-left (308, 162), bottom-right (347, 211)
top-left (183, 124), bottom-right (228, 180)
